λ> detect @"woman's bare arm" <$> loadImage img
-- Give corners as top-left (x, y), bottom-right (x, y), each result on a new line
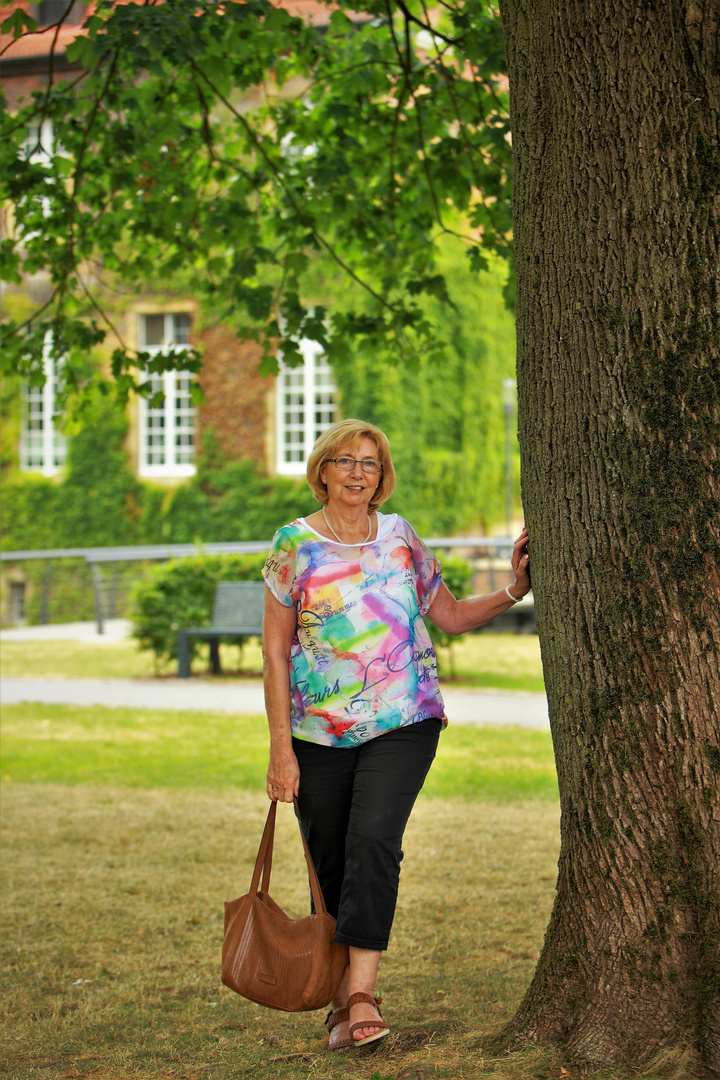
top-left (426, 528), bottom-right (531, 636)
top-left (262, 585), bottom-right (300, 802)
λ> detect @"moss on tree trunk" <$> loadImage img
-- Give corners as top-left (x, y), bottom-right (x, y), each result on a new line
top-left (497, 0), bottom-right (720, 1071)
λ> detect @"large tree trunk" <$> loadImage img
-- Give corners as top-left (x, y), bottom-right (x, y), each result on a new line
top-left (496, 0), bottom-right (720, 1072)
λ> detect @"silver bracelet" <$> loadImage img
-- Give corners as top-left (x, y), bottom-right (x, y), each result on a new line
top-left (504, 584), bottom-right (520, 604)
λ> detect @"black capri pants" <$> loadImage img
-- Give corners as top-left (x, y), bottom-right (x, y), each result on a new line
top-left (293, 717), bottom-right (442, 951)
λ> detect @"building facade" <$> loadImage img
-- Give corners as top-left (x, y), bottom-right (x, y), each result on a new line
top-left (1, 1), bottom-right (339, 486)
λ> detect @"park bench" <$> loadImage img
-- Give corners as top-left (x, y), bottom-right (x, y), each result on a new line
top-left (177, 581), bottom-right (265, 678)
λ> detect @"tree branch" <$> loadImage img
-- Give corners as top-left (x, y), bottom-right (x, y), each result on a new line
top-left (0, 290), bottom-right (58, 345)
top-left (392, 0), bottom-right (460, 47)
top-left (77, 275), bottom-right (130, 354)
top-left (62, 50), bottom-right (121, 297)
top-left (189, 58), bottom-right (404, 318)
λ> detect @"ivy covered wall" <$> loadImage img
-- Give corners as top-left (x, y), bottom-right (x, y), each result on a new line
top-left (326, 249), bottom-right (519, 535)
top-left (0, 412), bottom-right (310, 553)
top-left (2, 249), bottom-right (518, 553)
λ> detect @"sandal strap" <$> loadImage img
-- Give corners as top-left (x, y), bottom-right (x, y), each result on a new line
top-left (347, 992), bottom-right (383, 1012)
top-left (325, 1006), bottom-right (349, 1031)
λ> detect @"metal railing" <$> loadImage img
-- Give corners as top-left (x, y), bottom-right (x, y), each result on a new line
top-left (1, 537), bottom-right (527, 634)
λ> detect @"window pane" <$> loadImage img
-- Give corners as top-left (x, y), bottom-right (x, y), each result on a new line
top-left (138, 341), bottom-right (195, 475)
top-left (277, 342), bottom-right (336, 470)
top-left (20, 350), bottom-right (67, 474)
top-left (172, 313), bottom-right (191, 345)
top-left (143, 314), bottom-right (165, 347)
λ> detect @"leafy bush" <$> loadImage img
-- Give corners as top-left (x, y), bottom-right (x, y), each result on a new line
top-left (61, 399), bottom-right (145, 547)
top-left (131, 553), bottom-right (267, 667)
top-left (427, 553), bottom-right (474, 675)
top-left (1, 396), bottom-right (146, 551)
top-left (131, 548), bottom-right (474, 678)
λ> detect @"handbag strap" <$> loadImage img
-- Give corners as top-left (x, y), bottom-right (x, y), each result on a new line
top-left (247, 799), bottom-right (330, 917)
top-left (293, 797), bottom-right (330, 917)
top-left (249, 800), bottom-right (276, 896)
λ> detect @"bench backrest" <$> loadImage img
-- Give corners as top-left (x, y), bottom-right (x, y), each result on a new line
top-left (212, 581), bottom-right (265, 629)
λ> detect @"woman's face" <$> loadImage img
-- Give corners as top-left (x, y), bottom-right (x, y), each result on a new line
top-left (320, 437), bottom-right (382, 513)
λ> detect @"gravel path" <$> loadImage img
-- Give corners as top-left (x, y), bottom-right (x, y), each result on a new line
top-left (1, 676), bottom-right (548, 728)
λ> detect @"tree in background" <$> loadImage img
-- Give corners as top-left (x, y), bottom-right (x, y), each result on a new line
top-left (2, 0), bottom-right (719, 1073)
top-left (1, 0), bottom-right (512, 391)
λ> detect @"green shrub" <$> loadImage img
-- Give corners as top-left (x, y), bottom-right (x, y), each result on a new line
top-left (169, 433), bottom-right (310, 542)
top-left (0, 474), bottom-right (65, 552)
top-left (61, 399), bottom-right (144, 547)
top-left (427, 553), bottom-right (474, 675)
top-left (131, 553), bottom-right (267, 667)
top-left (0, 396), bottom-right (144, 551)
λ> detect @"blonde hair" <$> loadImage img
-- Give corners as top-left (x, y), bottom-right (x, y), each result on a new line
top-left (307, 419), bottom-right (396, 511)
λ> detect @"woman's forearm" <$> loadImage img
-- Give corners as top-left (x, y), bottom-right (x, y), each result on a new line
top-left (449, 589), bottom-right (523, 634)
top-left (263, 648), bottom-right (300, 801)
top-left (427, 527), bottom-right (531, 635)
top-left (427, 579), bottom-right (530, 636)
top-left (263, 650), bottom-right (294, 747)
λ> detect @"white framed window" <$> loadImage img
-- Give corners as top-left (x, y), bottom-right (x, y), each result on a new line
top-left (19, 119), bottom-right (54, 226)
top-left (137, 312), bottom-right (196, 478)
top-left (21, 119), bottom-right (54, 163)
top-left (19, 336), bottom-right (67, 476)
top-left (276, 339), bottom-right (336, 475)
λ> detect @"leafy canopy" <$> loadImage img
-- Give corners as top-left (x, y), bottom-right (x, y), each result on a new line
top-left (0, 0), bottom-right (511, 400)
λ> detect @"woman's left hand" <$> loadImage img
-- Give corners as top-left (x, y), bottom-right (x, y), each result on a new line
top-left (510, 526), bottom-right (531, 597)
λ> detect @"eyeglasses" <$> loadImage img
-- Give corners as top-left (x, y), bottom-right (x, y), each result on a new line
top-left (329, 456), bottom-right (384, 474)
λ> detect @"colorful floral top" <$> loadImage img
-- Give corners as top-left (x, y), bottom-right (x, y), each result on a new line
top-left (262, 513), bottom-right (447, 748)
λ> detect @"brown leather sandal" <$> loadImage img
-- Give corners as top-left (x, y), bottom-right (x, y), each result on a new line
top-left (325, 1005), bottom-right (354, 1052)
top-left (347, 992), bottom-right (390, 1046)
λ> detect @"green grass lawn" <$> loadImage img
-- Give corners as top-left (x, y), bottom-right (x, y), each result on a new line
top-left (0, 632), bottom-right (545, 691)
top-left (0, 703), bottom-right (558, 801)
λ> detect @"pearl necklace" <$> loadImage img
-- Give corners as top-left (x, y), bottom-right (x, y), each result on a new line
top-left (322, 506), bottom-right (372, 544)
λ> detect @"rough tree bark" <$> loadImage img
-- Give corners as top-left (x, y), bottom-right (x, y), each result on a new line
top-left (496, 0), bottom-right (720, 1072)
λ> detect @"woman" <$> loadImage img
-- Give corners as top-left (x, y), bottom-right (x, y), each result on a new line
top-left (261, 419), bottom-right (531, 1051)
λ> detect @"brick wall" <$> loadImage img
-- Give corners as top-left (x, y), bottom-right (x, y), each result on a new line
top-left (197, 325), bottom-right (274, 470)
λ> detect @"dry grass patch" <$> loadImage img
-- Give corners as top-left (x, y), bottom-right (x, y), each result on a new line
top-left (1, 783), bottom-right (564, 1080)
top-left (1, 784), bottom-right (701, 1080)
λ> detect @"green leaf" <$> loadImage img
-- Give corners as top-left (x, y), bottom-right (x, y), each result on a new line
top-left (1, 8), bottom-right (37, 38)
top-left (0, 0), bottom-right (513, 400)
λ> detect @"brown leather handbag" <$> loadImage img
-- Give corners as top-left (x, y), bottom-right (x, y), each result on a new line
top-left (221, 800), bottom-right (349, 1011)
